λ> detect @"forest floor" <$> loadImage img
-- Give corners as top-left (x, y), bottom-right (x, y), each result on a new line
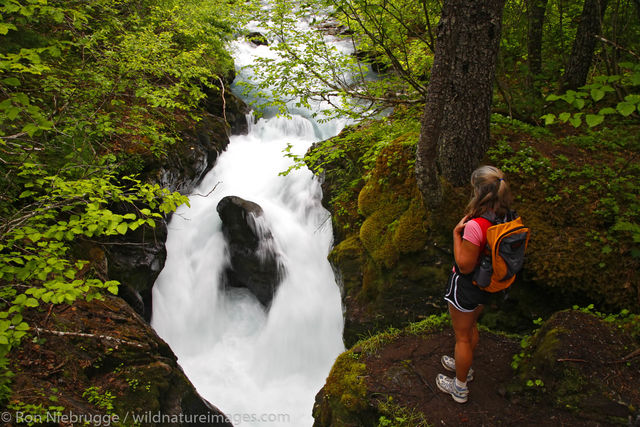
top-left (361, 312), bottom-right (640, 426)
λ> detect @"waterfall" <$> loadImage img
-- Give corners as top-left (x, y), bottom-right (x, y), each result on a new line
top-left (151, 11), bottom-right (351, 427)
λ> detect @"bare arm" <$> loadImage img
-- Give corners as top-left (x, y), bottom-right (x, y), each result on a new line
top-left (453, 216), bottom-right (482, 274)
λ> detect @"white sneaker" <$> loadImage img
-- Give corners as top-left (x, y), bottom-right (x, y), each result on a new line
top-left (436, 374), bottom-right (468, 403)
top-left (441, 355), bottom-right (474, 381)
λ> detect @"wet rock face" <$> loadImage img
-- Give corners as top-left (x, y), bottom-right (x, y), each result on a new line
top-left (11, 295), bottom-right (233, 427)
top-left (217, 195), bottom-right (285, 308)
top-left (155, 114), bottom-right (231, 195)
top-left (201, 85), bottom-right (251, 136)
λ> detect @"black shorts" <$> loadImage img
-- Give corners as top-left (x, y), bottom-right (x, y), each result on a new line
top-left (444, 270), bottom-right (489, 312)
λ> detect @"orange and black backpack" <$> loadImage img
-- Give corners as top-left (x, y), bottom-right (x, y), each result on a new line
top-left (472, 211), bottom-right (530, 293)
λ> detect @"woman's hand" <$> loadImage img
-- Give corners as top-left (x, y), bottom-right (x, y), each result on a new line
top-left (453, 215), bottom-right (470, 237)
top-left (453, 215), bottom-right (482, 274)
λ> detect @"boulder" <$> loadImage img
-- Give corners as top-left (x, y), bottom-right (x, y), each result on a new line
top-left (217, 196), bottom-right (284, 307)
top-left (247, 31), bottom-right (268, 46)
top-left (11, 295), bottom-right (233, 426)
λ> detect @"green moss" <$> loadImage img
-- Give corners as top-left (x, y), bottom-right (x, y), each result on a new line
top-left (361, 258), bottom-right (385, 300)
top-left (323, 351), bottom-right (369, 419)
top-left (359, 205), bottom-right (407, 268)
top-left (392, 191), bottom-right (429, 252)
top-left (357, 141), bottom-right (428, 270)
top-left (353, 313), bottom-right (450, 356)
top-left (376, 396), bottom-right (429, 427)
top-left (329, 236), bottom-right (367, 294)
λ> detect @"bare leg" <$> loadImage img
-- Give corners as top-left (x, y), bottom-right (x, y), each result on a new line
top-left (448, 302), bottom-right (483, 382)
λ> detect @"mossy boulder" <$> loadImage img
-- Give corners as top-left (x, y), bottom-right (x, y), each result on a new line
top-left (512, 310), bottom-right (640, 424)
top-left (7, 295), bottom-right (231, 426)
top-left (312, 350), bottom-right (376, 427)
top-left (314, 130), bottom-right (452, 346)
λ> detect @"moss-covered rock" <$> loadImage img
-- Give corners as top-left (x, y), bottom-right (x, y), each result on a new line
top-left (7, 296), bottom-right (231, 426)
top-left (311, 111), bottom-right (639, 349)
top-left (512, 310), bottom-right (640, 424)
top-left (309, 111), bottom-right (470, 346)
top-left (312, 350), bottom-right (375, 427)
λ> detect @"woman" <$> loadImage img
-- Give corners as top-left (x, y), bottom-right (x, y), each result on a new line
top-left (436, 165), bottom-right (513, 403)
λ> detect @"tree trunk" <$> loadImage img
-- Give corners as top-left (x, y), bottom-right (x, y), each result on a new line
top-left (561, 0), bottom-right (609, 91)
top-left (527, 0), bottom-right (549, 88)
top-left (415, 0), bottom-right (506, 206)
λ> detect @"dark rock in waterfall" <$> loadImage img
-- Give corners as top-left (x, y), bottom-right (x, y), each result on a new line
top-left (217, 196), bottom-right (284, 308)
top-left (247, 31), bottom-right (269, 46)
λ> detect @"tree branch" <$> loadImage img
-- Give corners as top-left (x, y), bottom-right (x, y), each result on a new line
top-left (30, 326), bottom-right (145, 348)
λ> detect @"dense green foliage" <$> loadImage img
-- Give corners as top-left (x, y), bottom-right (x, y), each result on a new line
top-left (242, 0), bottom-right (640, 126)
top-left (241, 0), bottom-right (434, 120)
top-left (0, 0), bottom-right (241, 402)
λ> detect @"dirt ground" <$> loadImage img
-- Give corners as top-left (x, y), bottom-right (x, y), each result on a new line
top-left (363, 324), bottom-right (639, 426)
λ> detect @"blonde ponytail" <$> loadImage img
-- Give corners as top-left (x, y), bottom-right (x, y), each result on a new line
top-left (465, 165), bottom-right (512, 218)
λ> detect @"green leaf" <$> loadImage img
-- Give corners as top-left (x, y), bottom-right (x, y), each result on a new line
top-left (28, 232), bottom-right (42, 243)
top-left (624, 94), bottom-right (640, 104)
top-left (541, 114), bottom-right (555, 125)
top-left (616, 102), bottom-right (636, 117)
top-left (2, 77), bottom-right (21, 87)
top-left (22, 123), bottom-right (39, 137)
top-left (13, 294), bottom-right (26, 305)
top-left (590, 88), bottom-right (605, 102)
top-left (116, 223), bottom-right (128, 235)
top-left (558, 112), bottom-right (571, 122)
top-left (11, 314), bottom-right (23, 325)
top-left (569, 114), bottom-right (583, 128)
top-left (0, 23), bottom-right (18, 35)
top-left (598, 107), bottom-right (616, 115)
top-left (15, 322), bottom-right (29, 331)
top-left (24, 298), bottom-right (39, 308)
top-left (585, 114), bottom-right (604, 128)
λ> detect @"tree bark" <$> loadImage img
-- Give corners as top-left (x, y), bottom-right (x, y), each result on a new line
top-left (527, 0), bottom-right (549, 89)
top-left (561, 0), bottom-right (610, 91)
top-left (415, 0), bottom-right (506, 206)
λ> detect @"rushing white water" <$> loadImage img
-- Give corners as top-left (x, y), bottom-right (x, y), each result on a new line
top-left (151, 13), bottom-right (351, 427)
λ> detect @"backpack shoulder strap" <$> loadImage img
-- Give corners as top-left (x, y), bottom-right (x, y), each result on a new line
top-left (472, 216), bottom-right (493, 251)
